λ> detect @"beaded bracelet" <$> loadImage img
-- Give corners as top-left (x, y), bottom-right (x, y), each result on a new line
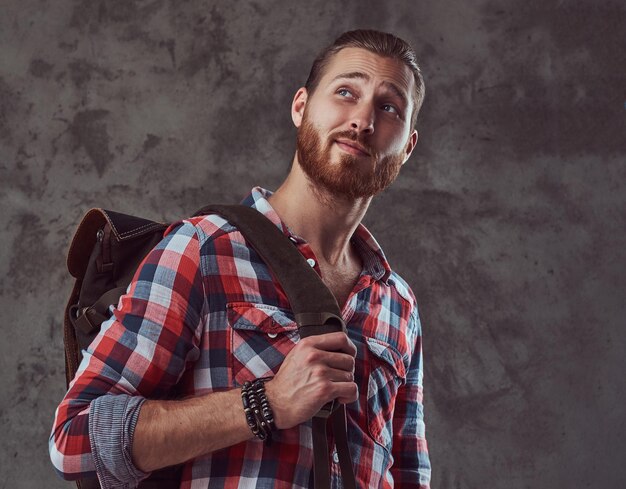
top-left (241, 378), bottom-right (276, 443)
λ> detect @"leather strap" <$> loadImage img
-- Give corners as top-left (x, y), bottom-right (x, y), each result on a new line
top-left (194, 205), bottom-right (341, 321)
top-left (312, 416), bottom-right (331, 489)
top-left (193, 205), bottom-right (357, 489)
top-left (73, 286), bottom-right (127, 334)
top-left (331, 408), bottom-right (356, 489)
top-left (311, 407), bottom-right (356, 489)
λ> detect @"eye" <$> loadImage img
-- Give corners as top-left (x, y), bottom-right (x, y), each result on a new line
top-left (381, 103), bottom-right (399, 115)
top-left (337, 88), bottom-right (354, 98)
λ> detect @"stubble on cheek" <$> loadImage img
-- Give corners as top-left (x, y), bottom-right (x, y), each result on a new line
top-left (296, 117), bottom-right (405, 200)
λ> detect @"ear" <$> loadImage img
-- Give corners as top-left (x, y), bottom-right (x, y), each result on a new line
top-left (402, 129), bottom-right (418, 165)
top-left (291, 87), bottom-right (308, 128)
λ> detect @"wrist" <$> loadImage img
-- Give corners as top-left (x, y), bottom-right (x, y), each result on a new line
top-left (241, 378), bottom-right (277, 442)
top-left (263, 378), bottom-right (287, 430)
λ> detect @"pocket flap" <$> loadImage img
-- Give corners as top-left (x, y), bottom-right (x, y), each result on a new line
top-left (227, 302), bottom-right (298, 334)
top-left (366, 337), bottom-right (406, 379)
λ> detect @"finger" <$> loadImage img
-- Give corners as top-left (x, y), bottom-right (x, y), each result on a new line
top-left (323, 367), bottom-right (355, 383)
top-left (307, 332), bottom-right (357, 357)
top-left (333, 382), bottom-right (359, 405)
top-left (315, 350), bottom-right (355, 372)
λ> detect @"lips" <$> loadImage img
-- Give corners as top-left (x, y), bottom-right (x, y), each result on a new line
top-left (335, 139), bottom-right (370, 156)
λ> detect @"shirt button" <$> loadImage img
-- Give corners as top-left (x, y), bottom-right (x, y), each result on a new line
top-left (306, 258), bottom-right (316, 267)
top-left (267, 332), bottom-right (278, 339)
top-left (332, 451), bottom-right (339, 464)
top-left (289, 236), bottom-right (298, 243)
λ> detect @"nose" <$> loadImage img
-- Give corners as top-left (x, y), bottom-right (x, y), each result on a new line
top-left (350, 104), bottom-right (375, 135)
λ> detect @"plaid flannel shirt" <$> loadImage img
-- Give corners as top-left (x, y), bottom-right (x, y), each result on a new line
top-left (50, 187), bottom-right (430, 488)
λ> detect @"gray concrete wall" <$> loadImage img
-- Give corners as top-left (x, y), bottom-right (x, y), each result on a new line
top-left (1, 1), bottom-right (624, 487)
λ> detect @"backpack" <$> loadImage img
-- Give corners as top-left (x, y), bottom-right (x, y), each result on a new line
top-left (63, 205), bottom-right (356, 489)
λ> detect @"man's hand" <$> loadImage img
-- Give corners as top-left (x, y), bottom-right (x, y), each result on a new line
top-left (132, 332), bottom-right (357, 472)
top-left (264, 331), bottom-right (358, 430)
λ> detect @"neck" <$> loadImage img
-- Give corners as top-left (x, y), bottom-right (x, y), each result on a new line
top-left (267, 155), bottom-right (372, 267)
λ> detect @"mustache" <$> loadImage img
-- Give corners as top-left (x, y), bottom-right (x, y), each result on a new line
top-left (329, 130), bottom-right (376, 156)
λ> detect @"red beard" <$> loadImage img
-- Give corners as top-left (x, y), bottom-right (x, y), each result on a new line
top-left (296, 115), bottom-right (406, 200)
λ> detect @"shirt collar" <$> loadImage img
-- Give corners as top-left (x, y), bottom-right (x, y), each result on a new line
top-left (240, 186), bottom-right (392, 283)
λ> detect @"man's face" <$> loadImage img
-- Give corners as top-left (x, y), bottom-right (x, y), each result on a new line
top-left (294, 47), bottom-right (417, 200)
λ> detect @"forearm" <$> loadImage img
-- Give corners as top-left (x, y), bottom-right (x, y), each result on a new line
top-left (132, 388), bottom-right (253, 472)
top-left (132, 331), bottom-right (360, 472)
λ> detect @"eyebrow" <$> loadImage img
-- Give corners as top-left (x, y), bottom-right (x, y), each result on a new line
top-left (330, 71), bottom-right (409, 109)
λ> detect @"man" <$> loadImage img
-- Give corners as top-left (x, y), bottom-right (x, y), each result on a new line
top-left (50, 29), bottom-right (431, 488)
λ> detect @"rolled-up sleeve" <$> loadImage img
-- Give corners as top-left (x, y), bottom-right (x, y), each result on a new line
top-left (49, 220), bottom-right (206, 487)
top-left (390, 307), bottom-right (431, 488)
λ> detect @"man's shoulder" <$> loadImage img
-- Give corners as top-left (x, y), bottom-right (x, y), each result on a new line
top-left (164, 213), bottom-right (241, 243)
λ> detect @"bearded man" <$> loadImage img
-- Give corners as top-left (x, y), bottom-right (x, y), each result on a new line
top-left (50, 29), bottom-right (431, 489)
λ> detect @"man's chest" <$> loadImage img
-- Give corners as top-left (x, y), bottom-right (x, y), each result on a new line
top-left (192, 260), bottom-right (414, 456)
top-left (193, 234), bottom-right (413, 386)
top-left (319, 263), bottom-right (362, 311)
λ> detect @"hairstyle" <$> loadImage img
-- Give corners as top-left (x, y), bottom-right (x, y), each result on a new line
top-left (304, 29), bottom-right (425, 128)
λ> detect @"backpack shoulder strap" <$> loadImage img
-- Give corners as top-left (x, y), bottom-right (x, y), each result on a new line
top-left (193, 204), bottom-right (356, 489)
top-left (194, 204), bottom-right (343, 335)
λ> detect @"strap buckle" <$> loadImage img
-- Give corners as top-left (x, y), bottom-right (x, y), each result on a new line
top-left (294, 312), bottom-right (346, 337)
top-left (314, 399), bottom-right (338, 419)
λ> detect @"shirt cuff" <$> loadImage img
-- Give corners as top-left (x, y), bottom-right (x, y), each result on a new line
top-left (89, 394), bottom-right (150, 488)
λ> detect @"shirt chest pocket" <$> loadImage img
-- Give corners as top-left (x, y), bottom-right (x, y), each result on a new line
top-left (366, 337), bottom-right (407, 451)
top-left (227, 302), bottom-right (300, 387)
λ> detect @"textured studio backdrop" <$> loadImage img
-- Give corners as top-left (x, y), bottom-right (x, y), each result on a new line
top-left (1, 1), bottom-right (625, 488)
